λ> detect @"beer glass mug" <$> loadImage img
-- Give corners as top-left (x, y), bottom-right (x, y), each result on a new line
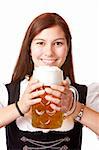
top-left (32, 66), bottom-right (64, 129)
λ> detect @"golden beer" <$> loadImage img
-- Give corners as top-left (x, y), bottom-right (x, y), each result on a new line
top-left (32, 66), bottom-right (64, 129)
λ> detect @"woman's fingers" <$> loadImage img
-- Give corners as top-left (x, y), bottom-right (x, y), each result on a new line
top-left (21, 77), bottom-right (73, 113)
top-left (45, 88), bottom-right (73, 113)
top-left (45, 95), bottom-right (60, 104)
top-left (56, 79), bottom-right (69, 87)
top-left (50, 80), bottom-right (69, 94)
top-left (45, 86), bottom-right (70, 99)
top-left (60, 91), bottom-right (73, 113)
top-left (51, 84), bottom-right (66, 93)
top-left (28, 82), bottom-right (44, 93)
top-left (29, 89), bottom-right (45, 99)
top-left (45, 87), bottom-right (63, 98)
top-left (30, 98), bottom-right (41, 105)
top-left (50, 103), bottom-right (60, 111)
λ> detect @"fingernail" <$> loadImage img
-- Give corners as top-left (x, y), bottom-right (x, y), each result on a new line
top-left (66, 77), bottom-right (71, 85)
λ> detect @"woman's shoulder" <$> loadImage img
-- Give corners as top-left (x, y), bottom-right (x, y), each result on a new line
top-left (88, 82), bottom-right (99, 93)
top-left (0, 82), bottom-right (8, 107)
top-left (0, 82), bottom-right (8, 95)
top-left (86, 82), bottom-right (99, 111)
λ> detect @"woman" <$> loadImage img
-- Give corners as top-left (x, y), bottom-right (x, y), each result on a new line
top-left (0, 12), bottom-right (98, 150)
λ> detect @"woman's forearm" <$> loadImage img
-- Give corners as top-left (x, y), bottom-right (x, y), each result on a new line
top-left (72, 102), bottom-right (99, 135)
top-left (0, 103), bottom-right (20, 128)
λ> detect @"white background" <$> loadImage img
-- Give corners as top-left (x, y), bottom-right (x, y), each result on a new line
top-left (0, 0), bottom-right (99, 149)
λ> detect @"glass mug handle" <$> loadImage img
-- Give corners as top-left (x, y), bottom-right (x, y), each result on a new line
top-left (64, 86), bottom-right (79, 117)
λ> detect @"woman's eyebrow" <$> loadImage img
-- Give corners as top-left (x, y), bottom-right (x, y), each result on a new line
top-left (33, 38), bottom-right (45, 41)
top-left (33, 38), bottom-right (65, 42)
top-left (53, 38), bottom-right (65, 41)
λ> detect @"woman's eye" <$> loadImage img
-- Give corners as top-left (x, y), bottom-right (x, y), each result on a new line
top-left (55, 42), bottom-right (63, 46)
top-left (36, 42), bottom-right (44, 45)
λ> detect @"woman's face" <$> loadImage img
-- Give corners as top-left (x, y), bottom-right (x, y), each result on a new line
top-left (30, 25), bottom-right (68, 68)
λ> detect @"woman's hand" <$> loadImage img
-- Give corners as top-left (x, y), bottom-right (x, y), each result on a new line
top-left (18, 77), bottom-right (45, 114)
top-left (44, 79), bottom-right (73, 113)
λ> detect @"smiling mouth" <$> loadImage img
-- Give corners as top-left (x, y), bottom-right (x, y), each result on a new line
top-left (41, 59), bottom-right (57, 65)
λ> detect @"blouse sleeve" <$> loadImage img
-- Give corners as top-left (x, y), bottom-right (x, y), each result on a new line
top-left (86, 83), bottom-right (99, 112)
top-left (0, 83), bottom-right (8, 108)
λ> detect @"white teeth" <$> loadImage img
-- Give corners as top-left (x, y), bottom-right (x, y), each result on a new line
top-left (41, 59), bottom-right (56, 65)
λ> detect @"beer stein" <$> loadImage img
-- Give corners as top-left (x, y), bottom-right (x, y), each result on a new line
top-left (32, 66), bottom-right (64, 129)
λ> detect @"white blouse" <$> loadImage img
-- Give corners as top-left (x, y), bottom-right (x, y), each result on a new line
top-left (0, 80), bottom-right (99, 149)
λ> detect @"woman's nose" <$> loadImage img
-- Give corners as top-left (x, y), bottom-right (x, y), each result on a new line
top-left (44, 44), bottom-right (53, 56)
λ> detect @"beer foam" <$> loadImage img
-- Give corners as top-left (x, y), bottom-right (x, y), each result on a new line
top-left (33, 66), bottom-right (63, 85)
